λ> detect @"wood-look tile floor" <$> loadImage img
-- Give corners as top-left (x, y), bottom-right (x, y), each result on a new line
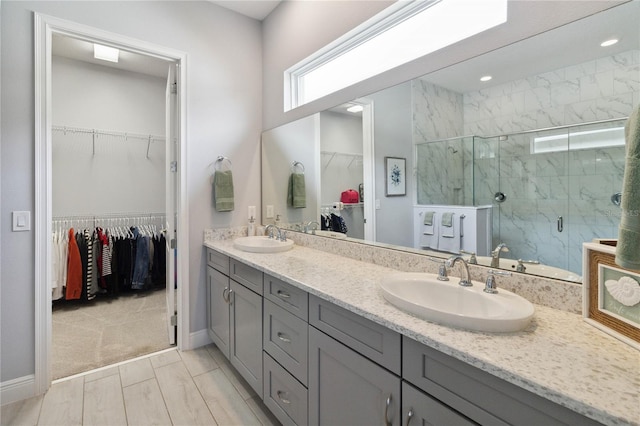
top-left (1, 345), bottom-right (281, 426)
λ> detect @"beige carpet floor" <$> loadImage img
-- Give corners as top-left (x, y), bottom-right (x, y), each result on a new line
top-left (52, 289), bottom-right (171, 380)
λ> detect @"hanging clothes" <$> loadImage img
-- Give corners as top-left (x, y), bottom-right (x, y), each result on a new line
top-left (66, 228), bottom-right (83, 300)
top-left (131, 227), bottom-right (150, 290)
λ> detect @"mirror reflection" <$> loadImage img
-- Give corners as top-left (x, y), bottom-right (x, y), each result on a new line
top-left (261, 2), bottom-right (639, 283)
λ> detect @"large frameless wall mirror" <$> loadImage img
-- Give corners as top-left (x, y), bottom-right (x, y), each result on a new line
top-left (261, 1), bottom-right (640, 283)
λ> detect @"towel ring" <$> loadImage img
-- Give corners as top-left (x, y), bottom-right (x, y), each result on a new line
top-left (291, 161), bottom-right (305, 174)
top-left (214, 156), bottom-right (232, 171)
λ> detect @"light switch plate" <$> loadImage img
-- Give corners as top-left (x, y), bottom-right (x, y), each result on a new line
top-left (266, 205), bottom-right (274, 219)
top-left (12, 211), bottom-right (31, 232)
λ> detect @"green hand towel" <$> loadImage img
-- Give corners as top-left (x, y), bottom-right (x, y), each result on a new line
top-left (616, 104), bottom-right (640, 270)
top-left (441, 212), bottom-right (453, 227)
top-left (423, 211), bottom-right (435, 226)
top-left (213, 170), bottom-right (234, 212)
top-left (287, 173), bottom-right (306, 208)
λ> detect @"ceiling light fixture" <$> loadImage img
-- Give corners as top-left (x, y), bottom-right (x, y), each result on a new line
top-left (347, 105), bottom-right (364, 113)
top-left (600, 38), bottom-right (619, 47)
top-left (480, 75), bottom-right (492, 82)
top-left (94, 44), bottom-right (119, 63)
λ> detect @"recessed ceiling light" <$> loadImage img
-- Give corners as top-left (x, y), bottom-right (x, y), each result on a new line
top-left (94, 44), bottom-right (119, 63)
top-left (600, 38), bottom-right (619, 47)
top-left (347, 105), bottom-right (364, 113)
top-left (480, 75), bottom-right (492, 82)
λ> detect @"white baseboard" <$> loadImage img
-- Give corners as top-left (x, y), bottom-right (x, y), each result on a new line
top-left (189, 328), bottom-right (212, 350)
top-left (1, 375), bottom-right (36, 406)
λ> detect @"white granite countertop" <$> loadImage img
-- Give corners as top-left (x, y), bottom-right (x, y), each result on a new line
top-left (204, 240), bottom-right (640, 426)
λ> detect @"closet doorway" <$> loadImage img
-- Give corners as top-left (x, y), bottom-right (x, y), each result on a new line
top-left (50, 33), bottom-right (173, 380)
top-left (34, 14), bottom-right (189, 393)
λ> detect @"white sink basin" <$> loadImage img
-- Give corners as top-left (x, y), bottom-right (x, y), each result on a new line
top-left (313, 230), bottom-right (347, 239)
top-left (233, 236), bottom-right (294, 253)
top-left (380, 272), bottom-right (534, 333)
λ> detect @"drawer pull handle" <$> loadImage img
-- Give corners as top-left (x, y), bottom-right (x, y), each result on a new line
top-left (406, 408), bottom-right (414, 426)
top-left (276, 390), bottom-right (291, 404)
top-left (384, 394), bottom-right (392, 426)
top-left (222, 287), bottom-right (230, 303)
top-left (277, 332), bottom-right (292, 343)
top-left (276, 290), bottom-right (291, 299)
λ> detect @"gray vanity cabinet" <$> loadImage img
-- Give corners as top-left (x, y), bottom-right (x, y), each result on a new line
top-left (229, 279), bottom-right (263, 398)
top-left (308, 295), bottom-right (402, 426)
top-left (206, 248), bottom-right (263, 398)
top-left (402, 381), bottom-right (475, 426)
top-left (402, 336), bottom-right (601, 426)
top-left (206, 252), bottom-right (231, 358)
top-left (308, 326), bottom-right (401, 426)
top-left (263, 275), bottom-right (310, 426)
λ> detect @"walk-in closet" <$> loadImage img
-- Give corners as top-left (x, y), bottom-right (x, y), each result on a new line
top-left (50, 34), bottom-right (175, 379)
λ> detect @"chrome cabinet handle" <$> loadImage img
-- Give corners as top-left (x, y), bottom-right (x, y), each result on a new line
top-left (228, 289), bottom-right (234, 305)
top-left (276, 390), bottom-right (291, 404)
top-left (557, 215), bottom-right (563, 233)
top-left (406, 408), bottom-right (414, 426)
top-left (222, 287), bottom-right (230, 303)
top-left (276, 289), bottom-right (291, 299)
top-left (384, 394), bottom-right (392, 426)
top-left (277, 332), bottom-right (291, 343)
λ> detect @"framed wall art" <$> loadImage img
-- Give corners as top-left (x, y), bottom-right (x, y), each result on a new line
top-left (385, 157), bottom-right (406, 196)
top-left (583, 241), bottom-right (640, 349)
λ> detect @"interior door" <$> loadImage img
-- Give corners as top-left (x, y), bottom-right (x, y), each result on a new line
top-left (165, 64), bottom-right (178, 345)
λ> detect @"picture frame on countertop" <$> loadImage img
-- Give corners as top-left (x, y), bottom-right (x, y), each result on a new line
top-left (583, 241), bottom-right (640, 350)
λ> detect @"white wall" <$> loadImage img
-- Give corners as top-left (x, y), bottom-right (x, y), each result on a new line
top-left (1, 1), bottom-right (262, 384)
top-left (369, 82), bottom-right (414, 247)
top-left (261, 114), bottom-right (320, 228)
top-left (52, 56), bottom-right (166, 216)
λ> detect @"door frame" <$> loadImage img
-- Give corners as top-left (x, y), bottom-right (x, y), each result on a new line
top-left (34, 13), bottom-right (190, 394)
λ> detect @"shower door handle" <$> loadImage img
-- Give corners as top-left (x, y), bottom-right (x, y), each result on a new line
top-left (557, 216), bottom-right (563, 233)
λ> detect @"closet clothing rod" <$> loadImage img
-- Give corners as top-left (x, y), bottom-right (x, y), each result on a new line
top-left (52, 125), bottom-right (165, 157)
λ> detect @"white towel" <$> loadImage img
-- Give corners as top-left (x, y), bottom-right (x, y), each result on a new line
top-left (438, 213), bottom-right (460, 253)
top-left (419, 212), bottom-right (439, 250)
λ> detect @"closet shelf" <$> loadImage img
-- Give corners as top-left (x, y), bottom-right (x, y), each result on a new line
top-left (52, 125), bottom-right (165, 158)
top-left (321, 150), bottom-right (363, 169)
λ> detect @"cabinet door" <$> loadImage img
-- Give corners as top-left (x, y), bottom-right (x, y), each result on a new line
top-left (207, 266), bottom-right (230, 358)
top-left (402, 381), bottom-right (476, 426)
top-left (230, 280), bottom-right (263, 398)
top-left (309, 327), bottom-right (401, 426)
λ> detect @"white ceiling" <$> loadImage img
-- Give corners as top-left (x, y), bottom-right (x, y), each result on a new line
top-left (208, 0), bottom-right (281, 21)
top-left (52, 34), bottom-right (173, 79)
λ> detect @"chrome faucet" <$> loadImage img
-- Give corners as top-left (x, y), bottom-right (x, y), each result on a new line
top-left (445, 255), bottom-right (472, 287)
top-left (459, 250), bottom-right (477, 264)
top-left (484, 269), bottom-right (512, 294)
top-left (491, 243), bottom-right (510, 268)
top-left (304, 221), bottom-right (320, 235)
top-left (264, 224), bottom-right (282, 240)
top-left (426, 257), bottom-right (449, 281)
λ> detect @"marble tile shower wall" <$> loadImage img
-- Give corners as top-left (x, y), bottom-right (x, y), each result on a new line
top-left (464, 49), bottom-right (638, 274)
top-left (412, 79), bottom-right (473, 205)
top-left (413, 50), bottom-right (638, 275)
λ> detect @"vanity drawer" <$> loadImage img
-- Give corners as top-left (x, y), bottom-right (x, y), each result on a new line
top-left (402, 337), bottom-right (600, 426)
top-left (230, 259), bottom-right (263, 295)
top-left (263, 299), bottom-right (308, 385)
top-left (309, 294), bottom-right (401, 375)
top-left (264, 274), bottom-right (308, 321)
top-left (207, 248), bottom-right (229, 275)
top-left (263, 352), bottom-right (308, 426)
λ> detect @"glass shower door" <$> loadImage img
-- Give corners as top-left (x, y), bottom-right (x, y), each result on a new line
top-left (492, 129), bottom-right (570, 274)
top-left (566, 119), bottom-right (626, 275)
